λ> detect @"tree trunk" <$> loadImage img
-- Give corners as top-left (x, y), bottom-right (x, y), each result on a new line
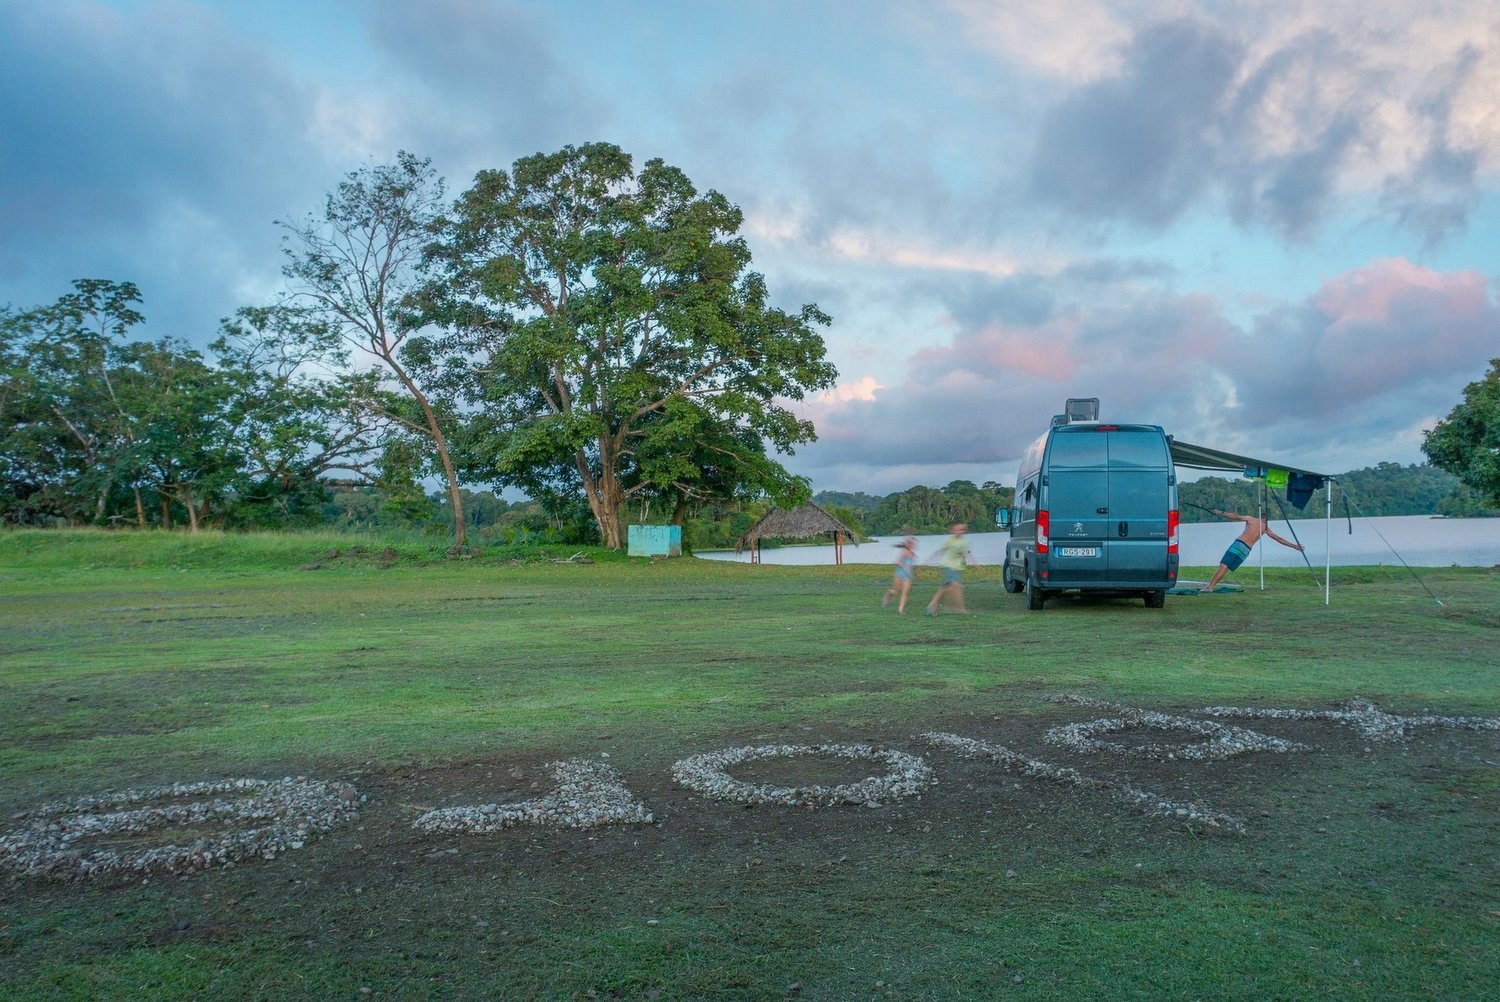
top-left (587, 479), bottom-right (624, 550)
top-left (434, 439), bottom-right (466, 550)
top-left (599, 475), bottom-right (623, 549)
top-left (159, 488), bottom-right (172, 530)
top-left (388, 361), bottom-right (466, 549)
top-left (181, 485), bottom-right (200, 533)
top-left (575, 448), bottom-right (612, 547)
top-left (134, 487), bottom-right (146, 529)
top-left (585, 436), bottom-right (626, 549)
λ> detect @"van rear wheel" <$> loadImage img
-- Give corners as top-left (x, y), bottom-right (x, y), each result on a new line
top-left (1144, 590), bottom-right (1165, 609)
top-left (1024, 576), bottom-right (1046, 610)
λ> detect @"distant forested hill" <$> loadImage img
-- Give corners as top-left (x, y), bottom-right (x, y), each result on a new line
top-left (811, 463), bottom-right (1494, 539)
top-left (810, 491), bottom-right (884, 514)
top-left (1178, 463), bottom-right (1498, 521)
top-left (815, 481), bottom-right (1014, 536)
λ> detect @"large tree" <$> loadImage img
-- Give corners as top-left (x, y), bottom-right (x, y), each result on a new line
top-left (428, 142), bottom-right (837, 548)
top-left (0, 279), bottom-right (150, 523)
top-left (211, 304), bottom-right (393, 526)
top-left (627, 395), bottom-right (812, 525)
top-left (3, 281), bottom-right (387, 530)
top-left (1424, 359), bottom-right (1500, 506)
top-left (113, 337), bottom-right (242, 531)
top-left (279, 152), bottom-right (472, 547)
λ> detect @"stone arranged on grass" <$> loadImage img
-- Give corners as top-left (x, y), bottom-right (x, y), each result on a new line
top-left (412, 759), bottom-right (654, 834)
top-left (0, 777), bottom-right (361, 881)
top-left (1042, 696), bottom-right (1306, 761)
top-left (920, 731), bottom-right (1245, 833)
top-left (672, 743), bottom-right (932, 808)
top-left (1198, 696), bottom-right (1500, 742)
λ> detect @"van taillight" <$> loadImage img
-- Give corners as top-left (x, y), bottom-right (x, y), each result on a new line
top-left (1168, 509), bottom-right (1179, 554)
top-left (1037, 510), bottom-right (1049, 553)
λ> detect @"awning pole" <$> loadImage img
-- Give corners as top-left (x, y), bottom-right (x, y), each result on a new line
top-left (1324, 482), bottom-right (1333, 606)
top-left (1258, 481), bottom-right (1266, 591)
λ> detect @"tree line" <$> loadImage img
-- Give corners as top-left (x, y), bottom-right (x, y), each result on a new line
top-left (803, 462), bottom-right (1493, 546)
top-left (1176, 463), bottom-right (1497, 521)
top-left (1, 145), bottom-right (836, 544)
top-left (6, 144), bottom-right (1495, 543)
top-left (814, 481), bottom-right (1014, 537)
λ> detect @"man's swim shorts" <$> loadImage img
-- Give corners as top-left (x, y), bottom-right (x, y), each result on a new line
top-left (1220, 539), bottom-right (1252, 571)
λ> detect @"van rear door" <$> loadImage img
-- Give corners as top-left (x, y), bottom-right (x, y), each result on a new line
top-left (1103, 429), bottom-right (1172, 584)
top-left (1044, 428), bottom-right (1111, 581)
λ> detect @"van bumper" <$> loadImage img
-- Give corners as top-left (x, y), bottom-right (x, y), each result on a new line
top-left (1033, 554), bottom-right (1178, 590)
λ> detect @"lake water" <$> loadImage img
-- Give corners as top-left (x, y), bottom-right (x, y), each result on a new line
top-left (696, 515), bottom-right (1500, 568)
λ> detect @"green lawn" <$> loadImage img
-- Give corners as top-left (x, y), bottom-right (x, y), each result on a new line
top-left (1, 530), bottom-right (1497, 1000)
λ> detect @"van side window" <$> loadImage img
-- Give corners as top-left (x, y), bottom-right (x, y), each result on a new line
top-left (1020, 479), bottom-right (1038, 516)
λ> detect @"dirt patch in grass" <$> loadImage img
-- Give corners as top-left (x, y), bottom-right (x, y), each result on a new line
top-left (12, 698), bottom-right (1477, 887)
top-left (5, 698), bottom-right (1496, 998)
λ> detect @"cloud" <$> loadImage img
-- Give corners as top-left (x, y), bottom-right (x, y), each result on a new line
top-left (817, 376), bottom-right (884, 404)
top-left (0, 0), bottom-right (611, 340)
top-left (1, 0), bottom-right (1495, 505)
top-left (1233, 259), bottom-right (1498, 425)
top-left (789, 257), bottom-right (1498, 489)
top-left (362, 0), bottom-right (608, 165)
top-left (1027, 18), bottom-right (1242, 228)
top-left (1020, 3), bottom-right (1500, 241)
top-left (746, 211), bottom-right (1031, 281)
top-left (942, 0), bottom-right (1131, 83)
top-left (0, 2), bottom-right (341, 336)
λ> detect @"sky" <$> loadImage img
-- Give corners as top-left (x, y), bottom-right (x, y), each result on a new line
top-left (3, 0), bottom-right (1498, 495)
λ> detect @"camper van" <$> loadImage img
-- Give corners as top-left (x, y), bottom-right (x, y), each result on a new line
top-left (998, 398), bottom-right (1179, 609)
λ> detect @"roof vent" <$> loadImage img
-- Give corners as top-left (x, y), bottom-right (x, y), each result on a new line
top-left (1064, 397), bottom-right (1100, 423)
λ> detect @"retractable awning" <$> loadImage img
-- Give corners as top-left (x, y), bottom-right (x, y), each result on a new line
top-left (1169, 439), bottom-right (1331, 480)
top-left (1170, 438), bottom-right (1332, 511)
top-left (1170, 437), bottom-right (1337, 604)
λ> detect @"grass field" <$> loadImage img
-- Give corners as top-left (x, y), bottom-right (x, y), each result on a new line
top-left (1, 529), bottom-right (1497, 1000)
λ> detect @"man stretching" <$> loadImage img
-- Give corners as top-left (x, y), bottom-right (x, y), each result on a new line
top-left (1202, 509), bottom-right (1303, 592)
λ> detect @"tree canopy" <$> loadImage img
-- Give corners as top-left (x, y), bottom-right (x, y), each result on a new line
top-left (856, 481), bottom-right (1013, 536)
top-left (1424, 359), bottom-right (1500, 507)
top-left (425, 142), bottom-right (837, 549)
top-left (0, 281), bottom-right (392, 530)
top-left (12, 146), bottom-right (1496, 542)
top-left (278, 152), bottom-right (473, 546)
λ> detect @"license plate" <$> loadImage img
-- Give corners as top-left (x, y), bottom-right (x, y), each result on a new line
top-left (1058, 547), bottom-right (1098, 557)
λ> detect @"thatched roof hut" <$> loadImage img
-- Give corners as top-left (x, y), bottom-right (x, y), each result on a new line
top-left (736, 502), bottom-right (858, 564)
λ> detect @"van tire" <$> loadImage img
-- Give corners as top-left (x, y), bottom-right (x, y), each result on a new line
top-left (1144, 590), bottom-right (1166, 609)
top-left (1003, 562), bottom-right (1024, 593)
top-left (1024, 576), bottom-right (1046, 611)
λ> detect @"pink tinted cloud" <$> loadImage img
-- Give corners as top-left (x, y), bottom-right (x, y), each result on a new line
top-left (1236, 257), bottom-right (1498, 420)
top-left (789, 258), bottom-right (1497, 488)
top-left (816, 375), bottom-right (883, 404)
top-left (1316, 258), bottom-right (1491, 368)
top-left (1314, 258), bottom-right (1465, 324)
top-left (911, 316), bottom-right (1083, 382)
